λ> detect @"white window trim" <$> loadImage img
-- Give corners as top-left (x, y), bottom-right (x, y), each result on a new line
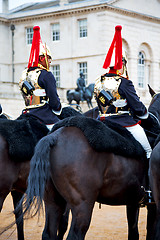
top-left (51, 23), bottom-right (60, 42)
top-left (26, 27), bottom-right (33, 45)
top-left (78, 19), bottom-right (87, 38)
top-left (138, 52), bottom-right (145, 89)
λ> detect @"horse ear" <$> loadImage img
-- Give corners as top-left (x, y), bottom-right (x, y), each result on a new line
top-left (148, 84), bottom-right (156, 97)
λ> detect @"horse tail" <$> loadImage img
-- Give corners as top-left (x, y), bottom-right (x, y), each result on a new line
top-left (15, 133), bottom-right (57, 218)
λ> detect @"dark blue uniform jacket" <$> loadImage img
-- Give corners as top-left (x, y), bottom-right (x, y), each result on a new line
top-left (23, 67), bottom-right (61, 125)
top-left (98, 73), bottom-right (147, 127)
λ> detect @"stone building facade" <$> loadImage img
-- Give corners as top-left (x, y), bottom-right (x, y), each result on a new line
top-left (0, 0), bottom-right (160, 117)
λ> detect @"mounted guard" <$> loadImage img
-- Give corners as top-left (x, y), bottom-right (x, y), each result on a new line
top-left (94, 25), bottom-right (152, 201)
top-left (19, 26), bottom-right (62, 130)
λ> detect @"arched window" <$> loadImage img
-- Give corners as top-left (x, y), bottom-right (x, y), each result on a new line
top-left (138, 52), bottom-right (145, 88)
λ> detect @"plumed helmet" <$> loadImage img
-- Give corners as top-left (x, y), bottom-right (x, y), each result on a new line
top-left (110, 47), bottom-right (127, 68)
top-left (27, 26), bottom-right (52, 69)
top-left (103, 25), bottom-right (122, 70)
top-left (39, 42), bottom-right (52, 59)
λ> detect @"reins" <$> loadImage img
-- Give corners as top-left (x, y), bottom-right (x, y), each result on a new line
top-left (148, 111), bottom-right (160, 127)
top-left (144, 128), bottom-right (159, 138)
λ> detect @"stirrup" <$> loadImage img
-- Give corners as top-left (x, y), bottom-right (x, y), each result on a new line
top-left (145, 189), bottom-right (152, 203)
top-left (140, 186), bottom-right (154, 204)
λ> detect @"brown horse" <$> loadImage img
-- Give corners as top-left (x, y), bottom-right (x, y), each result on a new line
top-left (0, 115), bottom-right (49, 240)
top-left (16, 88), bottom-right (160, 240)
top-left (0, 106), bottom-right (97, 240)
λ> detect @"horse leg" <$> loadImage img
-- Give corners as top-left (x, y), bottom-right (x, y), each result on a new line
top-left (57, 207), bottom-right (70, 240)
top-left (67, 202), bottom-right (95, 240)
top-left (11, 190), bottom-right (24, 240)
top-left (42, 179), bottom-right (68, 240)
top-left (146, 204), bottom-right (157, 240)
top-left (154, 203), bottom-right (160, 240)
top-left (90, 100), bottom-right (93, 109)
top-left (86, 100), bottom-right (90, 109)
top-left (42, 206), bottom-right (69, 240)
top-left (126, 205), bottom-right (139, 240)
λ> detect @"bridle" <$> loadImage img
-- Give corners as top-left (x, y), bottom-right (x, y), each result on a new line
top-left (148, 111), bottom-right (160, 127)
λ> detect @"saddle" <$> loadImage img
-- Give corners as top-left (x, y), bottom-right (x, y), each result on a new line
top-left (0, 115), bottom-right (49, 162)
top-left (0, 107), bottom-right (81, 162)
top-left (51, 116), bottom-right (146, 159)
top-left (59, 106), bottom-right (82, 119)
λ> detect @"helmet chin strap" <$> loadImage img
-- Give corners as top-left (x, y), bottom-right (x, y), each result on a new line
top-left (116, 65), bottom-right (129, 79)
top-left (44, 43), bottom-right (49, 70)
top-left (44, 54), bottom-right (49, 70)
top-left (40, 55), bottom-right (49, 70)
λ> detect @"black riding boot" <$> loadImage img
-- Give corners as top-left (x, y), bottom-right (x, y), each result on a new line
top-left (145, 158), bottom-right (153, 204)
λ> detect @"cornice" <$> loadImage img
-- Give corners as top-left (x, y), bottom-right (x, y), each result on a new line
top-left (8, 3), bottom-right (160, 24)
top-left (0, 16), bottom-right (9, 23)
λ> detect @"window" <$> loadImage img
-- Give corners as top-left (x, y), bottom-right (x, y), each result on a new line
top-left (79, 62), bottom-right (88, 84)
top-left (26, 27), bottom-right (33, 45)
top-left (52, 65), bottom-right (60, 87)
top-left (78, 19), bottom-right (87, 38)
top-left (138, 52), bottom-right (145, 88)
top-left (52, 23), bottom-right (60, 41)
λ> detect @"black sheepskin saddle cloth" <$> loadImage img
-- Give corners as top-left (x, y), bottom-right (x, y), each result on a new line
top-left (51, 116), bottom-right (146, 159)
top-left (59, 106), bottom-right (82, 119)
top-left (0, 115), bottom-right (49, 162)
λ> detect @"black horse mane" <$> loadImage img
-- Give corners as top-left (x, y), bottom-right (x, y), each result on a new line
top-left (51, 116), bottom-right (146, 159)
top-left (59, 106), bottom-right (82, 119)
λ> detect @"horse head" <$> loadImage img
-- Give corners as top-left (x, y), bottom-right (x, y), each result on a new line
top-left (83, 83), bottom-right (95, 109)
top-left (87, 83), bottom-right (95, 95)
top-left (148, 85), bottom-right (160, 126)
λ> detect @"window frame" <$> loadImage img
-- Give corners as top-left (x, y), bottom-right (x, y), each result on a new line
top-left (78, 19), bottom-right (87, 38)
top-left (51, 23), bottom-right (60, 42)
top-left (26, 27), bottom-right (33, 45)
top-left (137, 51), bottom-right (145, 89)
top-left (52, 64), bottom-right (60, 88)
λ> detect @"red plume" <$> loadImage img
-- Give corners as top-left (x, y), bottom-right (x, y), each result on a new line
top-left (103, 25), bottom-right (122, 70)
top-left (28, 26), bottom-right (42, 68)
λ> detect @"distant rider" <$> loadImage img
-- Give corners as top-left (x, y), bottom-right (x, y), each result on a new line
top-left (76, 72), bottom-right (86, 101)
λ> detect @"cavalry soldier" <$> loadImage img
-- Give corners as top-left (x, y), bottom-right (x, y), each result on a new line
top-left (19, 26), bottom-right (62, 130)
top-left (76, 72), bottom-right (86, 101)
top-left (94, 25), bottom-right (152, 200)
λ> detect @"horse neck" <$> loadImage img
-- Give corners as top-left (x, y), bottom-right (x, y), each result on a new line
top-left (148, 96), bottom-right (160, 128)
top-left (87, 84), bottom-right (94, 93)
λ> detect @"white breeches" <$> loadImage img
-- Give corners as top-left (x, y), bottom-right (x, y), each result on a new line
top-left (126, 124), bottom-right (152, 159)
